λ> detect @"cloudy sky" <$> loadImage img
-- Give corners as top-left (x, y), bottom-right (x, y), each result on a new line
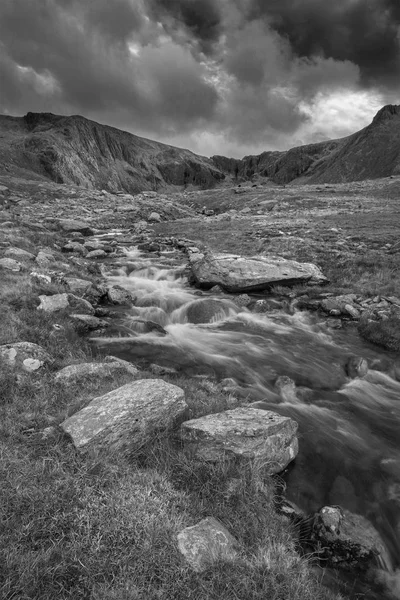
top-left (0, 0), bottom-right (399, 157)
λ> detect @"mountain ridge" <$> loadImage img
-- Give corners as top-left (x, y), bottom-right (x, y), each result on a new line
top-left (1, 105), bottom-right (400, 191)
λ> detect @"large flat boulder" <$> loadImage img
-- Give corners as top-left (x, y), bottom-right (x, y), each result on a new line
top-left (189, 251), bottom-right (328, 292)
top-left (179, 407), bottom-right (298, 473)
top-left (177, 517), bottom-right (239, 572)
top-left (60, 379), bottom-right (188, 452)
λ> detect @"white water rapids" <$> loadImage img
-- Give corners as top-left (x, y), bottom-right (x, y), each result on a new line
top-left (93, 245), bottom-right (400, 588)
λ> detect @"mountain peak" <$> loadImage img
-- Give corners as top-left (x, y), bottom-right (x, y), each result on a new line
top-left (372, 104), bottom-right (400, 124)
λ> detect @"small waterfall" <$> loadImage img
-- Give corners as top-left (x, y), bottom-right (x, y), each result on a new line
top-left (94, 245), bottom-right (400, 576)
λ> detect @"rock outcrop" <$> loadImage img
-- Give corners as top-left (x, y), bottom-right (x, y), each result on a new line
top-left (179, 407), bottom-right (298, 473)
top-left (61, 379), bottom-right (188, 452)
top-left (189, 250), bottom-right (328, 292)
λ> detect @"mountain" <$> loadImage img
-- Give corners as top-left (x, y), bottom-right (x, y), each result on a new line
top-left (1, 105), bottom-right (400, 191)
top-left (0, 112), bottom-right (225, 193)
top-left (213, 104), bottom-right (400, 185)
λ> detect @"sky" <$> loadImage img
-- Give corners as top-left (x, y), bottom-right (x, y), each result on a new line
top-left (0, 0), bottom-right (399, 158)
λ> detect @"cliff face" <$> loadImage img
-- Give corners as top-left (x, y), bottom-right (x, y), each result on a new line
top-left (0, 112), bottom-right (225, 193)
top-left (1, 105), bottom-right (400, 190)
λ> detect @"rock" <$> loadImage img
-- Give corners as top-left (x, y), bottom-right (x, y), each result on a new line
top-left (22, 358), bottom-right (43, 372)
top-left (63, 277), bottom-right (93, 295)
top-left (344, 304), bottom-right (360, 319)
top-left (58, 219), bottom-right (94, 236)
top-left (103, 355), bottom-right (139, 376)
top-left (189, 250), bottom-right (328, 292)
top-left (35, 250), bottom-right (54, 267)
top-left (0, 342), bottom-right (52, 370)
top-left (37, 293), bottom-right (70, 313)
top-left (54, 360), bottom-right (138, 386)
top-left (177, 517), bottom-right (239, 572)
top-left (179, 407), bottom-right (298, 473)
top-left (346, 357), bottom-right (368, 378)
top-left (107, 285), bottom-right (134, 305)
top-left (149, 363), bottom-right (177, 376)
top-left (60, 379), bottom-right (187, 452)
top-left (86, 249), bottom-right (107, 259)
top-left (61, 242), bottom-right (87, 255)
top-left (234, 187), bottom-right (247, 194)
top-left (209, 285), bottom-right (225, 294)
top-left (148, 212), bottom-right (161, 222)
top-left (69, 314), bottom-right (108, 331)
top-left (310, 506), bottom-right (390, 570)
top-left (83, 240), bottom-right (105, 252)
top-left (30, 271), bottom-right (52, 286)
top-left (235, 294), bottom-right (252, 308)
top-left (0, 257), bottom-right (22, 271)
top-left (4, 247), bottom-right (35, 261)
top-left (184, 298), bottom-right (238, 324)
top-left (67, 294), bottom-right (95, 315)
top-left (274, 376), bottom-right (298, 403)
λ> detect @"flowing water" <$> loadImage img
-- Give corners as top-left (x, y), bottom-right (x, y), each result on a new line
top-left (93, 243), bottom-right (400, 597)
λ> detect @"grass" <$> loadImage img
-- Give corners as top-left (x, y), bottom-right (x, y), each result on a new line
top-left (0, 223), bottom-right (343, 600)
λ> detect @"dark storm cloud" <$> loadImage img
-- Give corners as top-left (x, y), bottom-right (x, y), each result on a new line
top-left (250, 0), bottom-right (400, 88)
top-left (147, 0), bottom-right (223, 54)
top-left (0, 0), bottom-right (219, 135)
top-left (0, 0), bottom-right (399, 156)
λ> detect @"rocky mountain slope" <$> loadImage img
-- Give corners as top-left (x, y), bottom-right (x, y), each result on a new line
top-left (213, 105), bottom-right (400, 185)
top-left (0, 112), bottom-right (225, 193)
top-left (1, 105), bottom-right (400, 191)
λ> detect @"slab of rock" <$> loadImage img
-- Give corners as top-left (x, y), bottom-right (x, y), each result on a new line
top-left (189, 251), bottom-right (328, 292)
top-left (35, 250), bottom-right (54, 267)
top-left (107, 285), bottom-right (134, 305)
top-left (104, 355), bottom-right (139, 376)
top-left (70, 314), bottom-right (108, 331)
top-left (67, 294), bottom-right (95, 315)
top-left (177, 517), bottom-right (239, 572)
top-left (64, 277), bottom-right (93, 295)
top-left (37, 293), bottom-right (70, 313)
top-left (58, 219), bottom-right (94, 236)
top-left (60, 379), bottom-right (187, 452)
top-left (0, 342), bottom-right (52, 370)
top-left (62, 242), bottom-right (87, 255)
top-left (86, 249), bottom-right (107, 259)
top-left (179, 407), bottom-right (298, 473)
top-left (4, 247), bottom-right (35, 261)
top-left (54, 360), bottom-right (138, 386)
top-left (0, 257), bottom-right (22, 271)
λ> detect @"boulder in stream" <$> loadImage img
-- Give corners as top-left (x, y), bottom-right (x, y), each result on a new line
top-left (188, 250), bottom-right (328, 292)
top-left (179, 407), bottom-right (298, 473)
top-left (60, 379), bottom-right (188, 452)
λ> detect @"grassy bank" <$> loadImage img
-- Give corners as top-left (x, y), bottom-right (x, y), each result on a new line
top-left (0, 224), bottom-right (342, 599)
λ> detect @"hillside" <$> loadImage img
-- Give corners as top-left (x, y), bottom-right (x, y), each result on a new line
top-left (213, 104), bottom-right (400, 185)
top-left (0, 112), bottom-right (225, 193)
top-left (1, 105), bottom-right (400, 191)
